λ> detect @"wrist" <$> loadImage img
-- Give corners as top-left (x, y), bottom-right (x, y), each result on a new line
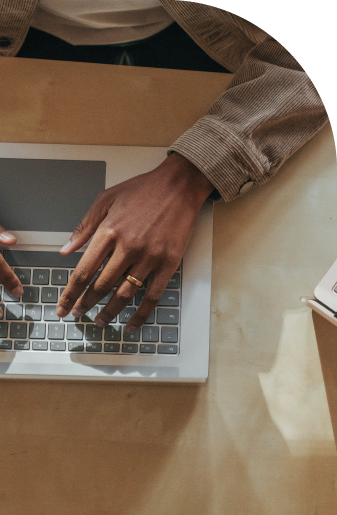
top-left (165, 152), bottom-right (215, 203)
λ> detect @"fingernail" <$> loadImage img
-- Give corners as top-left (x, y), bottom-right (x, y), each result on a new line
top-left (56, 306), bottom-right (68, 317)
top-left (60, 240), bottom-right (72, 253)
top-left (72, 308), bottom-right (83, 317)
top-left (126, 325), bottom-right (138, 333)
top-left (0, 231), bottom-right (16, 243)
top-left (10, 286), bottom-right (23, 297)
top-left (95, 317), bottom-right (107, 328)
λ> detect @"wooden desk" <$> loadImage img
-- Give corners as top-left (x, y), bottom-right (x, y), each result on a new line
top-left (0, 57), bottom-right (336, 514)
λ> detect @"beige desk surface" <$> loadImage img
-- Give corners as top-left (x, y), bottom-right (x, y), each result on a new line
top-left (0, 57), bottom-right (336, 514)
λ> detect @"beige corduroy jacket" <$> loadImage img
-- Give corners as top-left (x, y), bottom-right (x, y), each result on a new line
top-left (0, 0), bottom-right (328, 201)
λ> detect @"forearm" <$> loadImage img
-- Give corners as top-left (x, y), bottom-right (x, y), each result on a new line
top-left (169, 37), bottom-right (328, 201)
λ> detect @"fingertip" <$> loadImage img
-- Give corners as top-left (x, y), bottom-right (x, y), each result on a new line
top-left (125, 325), bottom-right (138, 333)
top-left (95, 316), bottom-right (107, 328)
top-left (56, 306), bottom-right (68, 318)
top-left (0, 231), bottom-right (17, 245)
top-left (60, 240), bottom-right (73, 254)
top-left (10, 285), bottom-right (23, 297)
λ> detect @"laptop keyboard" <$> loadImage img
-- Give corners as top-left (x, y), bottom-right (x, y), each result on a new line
top-left (0, 251), bottom-right (180, 355)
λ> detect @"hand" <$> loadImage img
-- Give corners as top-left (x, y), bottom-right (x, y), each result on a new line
top-left (56, 153), bottom-right (214, 331)
top-left (0, 226), bottom-right (24, 319)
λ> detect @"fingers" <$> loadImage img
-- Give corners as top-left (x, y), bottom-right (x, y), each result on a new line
top-left (93, 265), bottom-right (150, 327)
top-left (71, 250), bottom-right (137, 319)
top-left (56, 225), bottom-right (116, 317)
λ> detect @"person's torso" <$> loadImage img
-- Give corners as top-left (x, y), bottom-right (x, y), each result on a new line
top-left (31, 0), bottom-right (174, 45)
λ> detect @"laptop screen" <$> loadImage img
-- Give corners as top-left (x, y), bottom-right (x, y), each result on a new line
top-left (0, 158), bottom-right (106, 232)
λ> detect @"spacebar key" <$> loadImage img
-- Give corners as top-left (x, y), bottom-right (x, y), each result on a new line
top-left (3, 251), bottom-right (84, 268)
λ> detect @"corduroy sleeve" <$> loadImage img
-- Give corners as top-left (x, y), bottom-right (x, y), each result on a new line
top-left (169, 37), bottom-right (328, 202)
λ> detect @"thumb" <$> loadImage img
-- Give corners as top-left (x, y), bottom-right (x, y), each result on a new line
top-left (60, 191), bottom-right (110, 254)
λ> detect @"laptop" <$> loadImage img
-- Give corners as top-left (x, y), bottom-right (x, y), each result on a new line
top-left (0, 142), bottom-right (213, 382)
top-left (301, 258), bottom-right (337, 326)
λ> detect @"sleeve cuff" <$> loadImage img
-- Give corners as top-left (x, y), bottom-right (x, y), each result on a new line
top-left (168, 116), bottom-right (268, 202)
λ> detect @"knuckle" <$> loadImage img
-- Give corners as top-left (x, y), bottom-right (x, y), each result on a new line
top-left (146, 245), bottom-right (165, 262)
top-left (92, 281), bottom-right (111, 299)
top-left (115, 288), bottom-right (134, 304)
top-left (100, 225), bottom-right (118, 242)
top-left (71, 267), bottom-right (89, 286)
top-left (59, 289), bottom-right (75, 307)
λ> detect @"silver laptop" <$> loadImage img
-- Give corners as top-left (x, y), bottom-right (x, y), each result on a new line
top-left (0, 142), bottom-right (213, 382)
top-left (301, 258), bottom-right (337, 326)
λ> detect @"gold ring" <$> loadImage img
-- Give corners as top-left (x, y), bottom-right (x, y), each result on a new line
top-left (125, 274), bottom-right (143, 288)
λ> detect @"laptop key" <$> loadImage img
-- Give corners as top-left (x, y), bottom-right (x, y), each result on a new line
top-left (166, 273), bottom-right (180, 289)
top-left (140, 344), bottom-right (156, 353)
top-left (29, 323), bottom-right (46, 339)
top-left (10, 322), bottom-right (27, 339)
top-left (85, 324), bottom-right (102, 341)
top-left (86, 342), bottom-right (102, 352)
top-left (25, 305), bottom-right (42, 321)
top-left (41, 287), bottom-right (58, 303)
top-left (32, 341), bottom-right (48, 351)
top-left (44, 305), bottom-right (60, 321)
top-left (161, 327), bottom-right (178, 343)
top-left (104, 325), bottom-right (121, 341)
top-left (3, 290), bottom-right (20, 302)
top-left (158, 291), bottom-right (179, 307)
top-left (157, 309), bottom-right (179, 325)
top-left (68, 342), bottom-right (84, 352)
top-left (14, 340), bottom-right (30, 350)
top-left (50, 341), bottom-right (66, 351)
top-left (122, 343), bottom-right (138, 353)
top-left (6, 304), bottom-right (23, 320)
top-left (104, 343), bottom-right (120, 352)
top-left (48, 323), bottom-right (65, 340)
top-left (0, 322), bottom-right (8, 338)
top-left (123, 327), bottom-right (140, 342)
top-left (119, 308), bottom-right (136, 323)
top-left (33, 269), bottom-right (49, 285)
top-left (14, 268), bottom-right (31, 284)
top-left (157, 344), bottom-right (178, 354)
top-left (142, 326), bottom-right (159, 342)
top-left (67, 324), bottom-right (84, 340)
top-left (51, 269), bottom-right (68, 285)
top-left (22, 286), bottom-right (39, 303)
top-left (0, 340), bottom-right (12, 350)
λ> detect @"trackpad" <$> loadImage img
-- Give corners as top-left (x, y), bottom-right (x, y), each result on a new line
top-left (0, 158), bottom-right (106, 232)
